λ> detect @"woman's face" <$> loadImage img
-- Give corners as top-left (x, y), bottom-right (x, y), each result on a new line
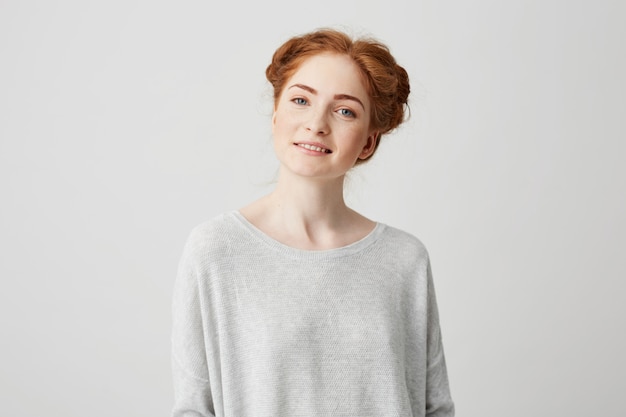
top-left (272, 53), bottom-right (378, 181)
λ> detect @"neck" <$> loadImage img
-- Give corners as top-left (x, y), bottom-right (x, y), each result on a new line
top-left (240, 167), bottom-right (374, 250)
top-left (270, 168), bottom-right (349, 224)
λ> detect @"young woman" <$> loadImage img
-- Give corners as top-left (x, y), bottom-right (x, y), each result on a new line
top-left (172, 29), bottom-right (454, 417)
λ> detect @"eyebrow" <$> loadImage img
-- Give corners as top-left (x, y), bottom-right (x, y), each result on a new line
top-left (288, 83), bottom-right (365, 110)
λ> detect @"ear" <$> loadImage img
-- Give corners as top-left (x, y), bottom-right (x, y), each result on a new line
top-left (271, 110), bottom-right (278, 136)
top-left (358, 131), bottom-right (379, 160)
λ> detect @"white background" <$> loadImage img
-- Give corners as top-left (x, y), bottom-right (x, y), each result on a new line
top-left (1, 1), bottom-right (624, 416)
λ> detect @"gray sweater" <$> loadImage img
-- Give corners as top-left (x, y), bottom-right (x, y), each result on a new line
top-left (172, 211), bottom-right (454, 417)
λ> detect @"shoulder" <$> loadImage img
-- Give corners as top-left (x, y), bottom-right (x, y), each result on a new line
top-left (378, 223), bottom-right (430, 262)
top-left (368, 223), bottom-right (432, 279)
top-left (187, 211), bottom-right (236, 240)
top-left (181, 212), bottom-right (243, 263)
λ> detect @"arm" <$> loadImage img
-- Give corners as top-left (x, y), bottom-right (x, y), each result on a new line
top-left (425, 262), bottom-right (455, 417)
top-left (171, 235), bottom-right (215, 417)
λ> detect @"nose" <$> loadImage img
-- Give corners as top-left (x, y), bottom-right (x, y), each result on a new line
top-left (305, 109), bottom-right (330, 135)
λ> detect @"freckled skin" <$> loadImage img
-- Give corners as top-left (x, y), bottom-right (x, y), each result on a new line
top-left (272, 53), bottom-right (378, 181)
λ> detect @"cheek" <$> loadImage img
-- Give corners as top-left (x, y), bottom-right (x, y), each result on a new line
top-left (338, 125), bottom-right (369, 145)
top-left (272, 110), bottom-right (298, 134)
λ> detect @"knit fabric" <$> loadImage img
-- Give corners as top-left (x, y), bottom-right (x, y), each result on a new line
top-left (172, 211), bottom-right (454, 417)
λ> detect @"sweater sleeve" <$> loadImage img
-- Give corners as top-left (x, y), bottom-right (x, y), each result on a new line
top-left (425, 261), bottom-right (455, 417)
top-left (171, 233), bottom-right (215, 417)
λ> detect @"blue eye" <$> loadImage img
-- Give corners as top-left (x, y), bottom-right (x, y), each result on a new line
top-left (338, 108), bottom-right (355, 117)
top-left (293, 97), bottom-right (307, 105)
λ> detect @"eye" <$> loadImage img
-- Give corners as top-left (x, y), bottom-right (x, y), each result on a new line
top-left (292, 97), bottom-right (308, 105)
top-left (338, 108), bottom-right (356, 118)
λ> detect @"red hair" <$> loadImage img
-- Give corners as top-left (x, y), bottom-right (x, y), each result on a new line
top-left (266, 29), bottom-right (410, 162)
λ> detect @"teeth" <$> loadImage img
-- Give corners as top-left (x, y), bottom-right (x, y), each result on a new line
top-left (298, 143), bottom-right (330, 153)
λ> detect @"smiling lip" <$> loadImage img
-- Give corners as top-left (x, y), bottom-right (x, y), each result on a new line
top-left (294, 142), bottom-right (332, 154)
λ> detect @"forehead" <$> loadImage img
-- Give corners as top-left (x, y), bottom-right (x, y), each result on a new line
top-left (285, 53), bottom-right (370, 104)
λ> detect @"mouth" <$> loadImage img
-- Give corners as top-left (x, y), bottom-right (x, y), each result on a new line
top-left (294, 142), bottom-right (332, 154)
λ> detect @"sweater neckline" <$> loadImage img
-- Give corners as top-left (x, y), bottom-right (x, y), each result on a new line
top-left (229, 210), bottom-right (385, 259)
